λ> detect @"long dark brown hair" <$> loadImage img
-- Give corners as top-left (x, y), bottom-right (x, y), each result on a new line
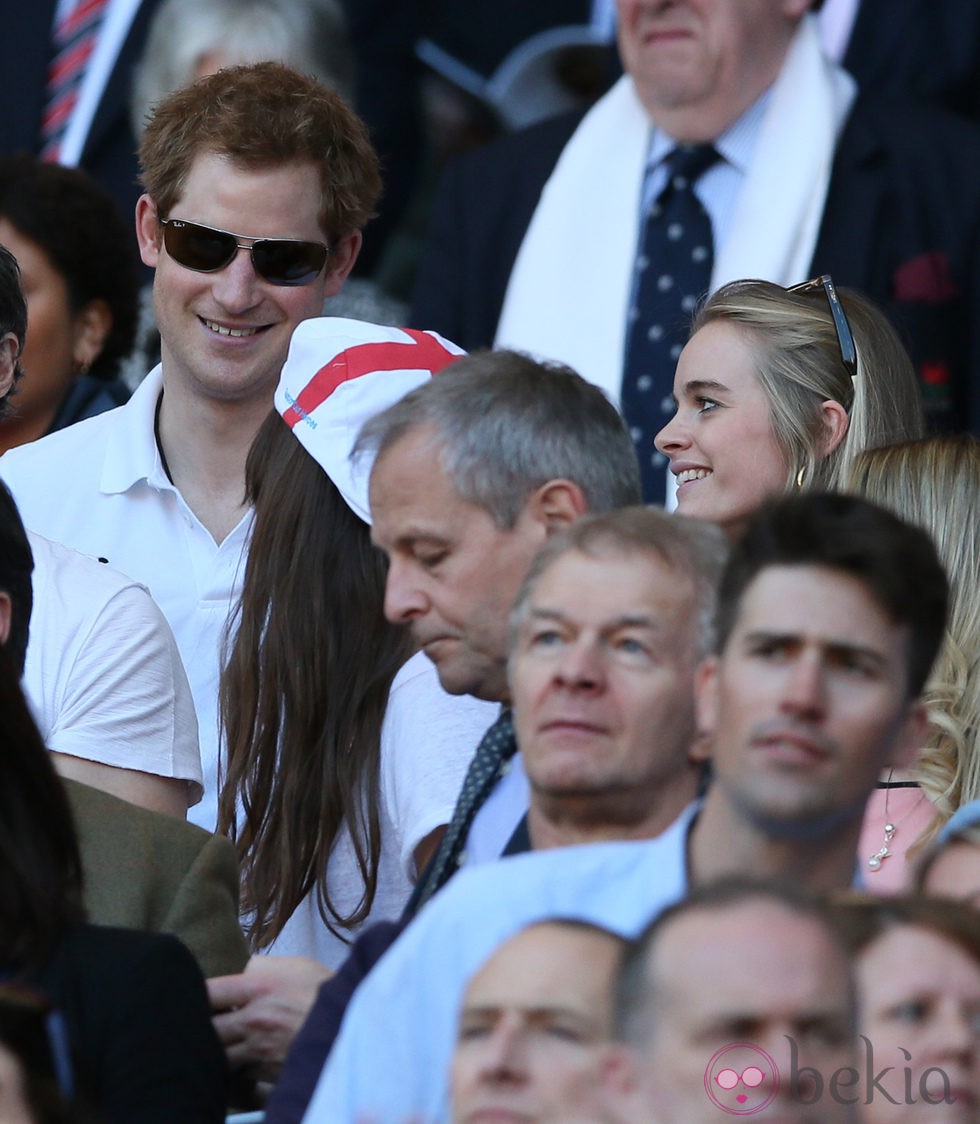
top-left (218, 412), bottom-right (413, 949)
top-left (0, 644), bottom-right (86, 971)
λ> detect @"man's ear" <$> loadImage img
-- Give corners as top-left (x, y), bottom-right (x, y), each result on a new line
top-left (694, 655), bottom-right (720, 744)
top-left (886, 698), bottom-right (931, 771)
top-left (0, 591), bottom-right (12, 648)
top-left (527, 479), bottom-right (588, 535)
top-left (0, 331), bottom-right (20, 399)
top-left (135, 194), bottom-right (162, 268)
top-left (818, 399), bottom-right (849, 458)
top-left (322, 230), bottom-right (362, 299)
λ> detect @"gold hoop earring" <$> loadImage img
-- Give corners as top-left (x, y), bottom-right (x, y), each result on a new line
top-left (795, 465), bottom-right (807, 490)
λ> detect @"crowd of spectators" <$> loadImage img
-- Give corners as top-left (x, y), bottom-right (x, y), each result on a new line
top-left (0, 3), bottom-right (979, 1122)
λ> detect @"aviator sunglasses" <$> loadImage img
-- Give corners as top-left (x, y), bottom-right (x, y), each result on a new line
top-left (787, 274), bottom-right (858, 380)
top-left (158, 217), bottom-right (330, 286)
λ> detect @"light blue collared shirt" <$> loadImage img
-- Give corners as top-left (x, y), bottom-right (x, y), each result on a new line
top-left (302, 805), bottom-right (699, 1122)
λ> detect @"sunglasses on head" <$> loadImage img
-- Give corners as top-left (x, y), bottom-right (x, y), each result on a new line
top-left (786, 274), bottom-right (858, 381)
top-left (158, 217), bottom-right (330, 286)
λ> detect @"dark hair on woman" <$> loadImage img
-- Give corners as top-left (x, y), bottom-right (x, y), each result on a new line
top-left (0, 155), bottom-right (139, 382)
top-left (0, 645), bottom-right (85, 971)
top-left (219, 411), bottom-right (414, 949)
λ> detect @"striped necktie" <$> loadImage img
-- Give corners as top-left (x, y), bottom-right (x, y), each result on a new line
top-left (41, 0), bottom-right (110, 163)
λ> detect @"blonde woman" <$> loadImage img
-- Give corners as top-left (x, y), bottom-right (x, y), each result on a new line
top-left (847, 435), bottom-right (980, 889)
top-left (656, 276), bottom-right (924, 536)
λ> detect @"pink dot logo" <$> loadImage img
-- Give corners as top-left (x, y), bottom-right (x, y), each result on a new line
top-left (704, 1043), bottom-right (779, 1115)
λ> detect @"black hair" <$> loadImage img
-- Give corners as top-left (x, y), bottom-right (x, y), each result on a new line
top-left (0, 155), bottom-right (139, 383)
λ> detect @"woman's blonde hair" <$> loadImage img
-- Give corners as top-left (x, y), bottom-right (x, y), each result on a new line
top-left (694, 279), bottom-right (925, 491)
top-left (845, 435), bottom-right (980, 849)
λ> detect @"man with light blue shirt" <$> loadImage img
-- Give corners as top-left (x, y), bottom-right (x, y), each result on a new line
top-left (301, 492), bottom-right (947, 1122)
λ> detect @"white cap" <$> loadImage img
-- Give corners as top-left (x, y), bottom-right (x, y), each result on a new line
top-left (275, 317), bottom-right (465, 523)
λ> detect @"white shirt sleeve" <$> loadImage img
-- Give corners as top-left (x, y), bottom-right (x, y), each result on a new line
top-left (379, 651), bottom-right (498, 879)
top-left (23, 533), bottom-right (204, 803)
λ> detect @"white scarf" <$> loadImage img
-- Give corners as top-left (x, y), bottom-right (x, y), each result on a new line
top-left (494, 15), bottom-right (857, 406)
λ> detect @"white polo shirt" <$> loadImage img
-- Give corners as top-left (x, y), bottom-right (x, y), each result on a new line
top-left (24, 532), bottom-right (203, 804)
top-left (0, 367), bottom-right (251, 830)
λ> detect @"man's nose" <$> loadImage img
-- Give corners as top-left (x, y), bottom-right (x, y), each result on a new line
top-left (481, 1017), bottom-right (529, 1082)
top-left (779, 653), bottom-right (826, 719)
top-left (553, 637), bottom-right (605, 691)
top-left (929, 999), bottom-right (978, 1062)
top-left (208, 244), bottom-right (263, 311)
top-left (383, 558), bottom-right (427, 624)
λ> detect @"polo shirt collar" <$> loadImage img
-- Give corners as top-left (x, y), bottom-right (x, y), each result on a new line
top-left (100, 365), bottom-right (172, 495)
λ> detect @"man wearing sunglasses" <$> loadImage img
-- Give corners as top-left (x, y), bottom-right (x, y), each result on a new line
top-left (0, 61), bottom-right (381, 835)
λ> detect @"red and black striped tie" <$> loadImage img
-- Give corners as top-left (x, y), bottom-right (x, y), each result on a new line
top-left (41, 0), bottom-right (109, 163)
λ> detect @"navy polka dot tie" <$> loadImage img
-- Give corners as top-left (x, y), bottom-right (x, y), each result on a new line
top-left (621, 144), bottom-right (719, 502)
top-left (409, 710), bottom-right (517, 912)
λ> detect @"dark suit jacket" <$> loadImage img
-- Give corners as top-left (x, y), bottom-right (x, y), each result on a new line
top-left (0, 1), bottom-right (164, 222)
top-left (34, 923), bottom-right (227, 1123)
top-left (65, 779), bottom-right (249, 978)
top-left (411, 93), bottom-right (980, 433)
top-left (843, 0), bottom-right (980, 121)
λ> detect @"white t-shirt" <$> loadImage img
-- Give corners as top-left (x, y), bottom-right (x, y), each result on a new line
top-left (0, 368), bottom-right (250, 830)
top-left (264, 651), bottom-right (496, 969)
top-left (23, 532), bottom-right (203, 801)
